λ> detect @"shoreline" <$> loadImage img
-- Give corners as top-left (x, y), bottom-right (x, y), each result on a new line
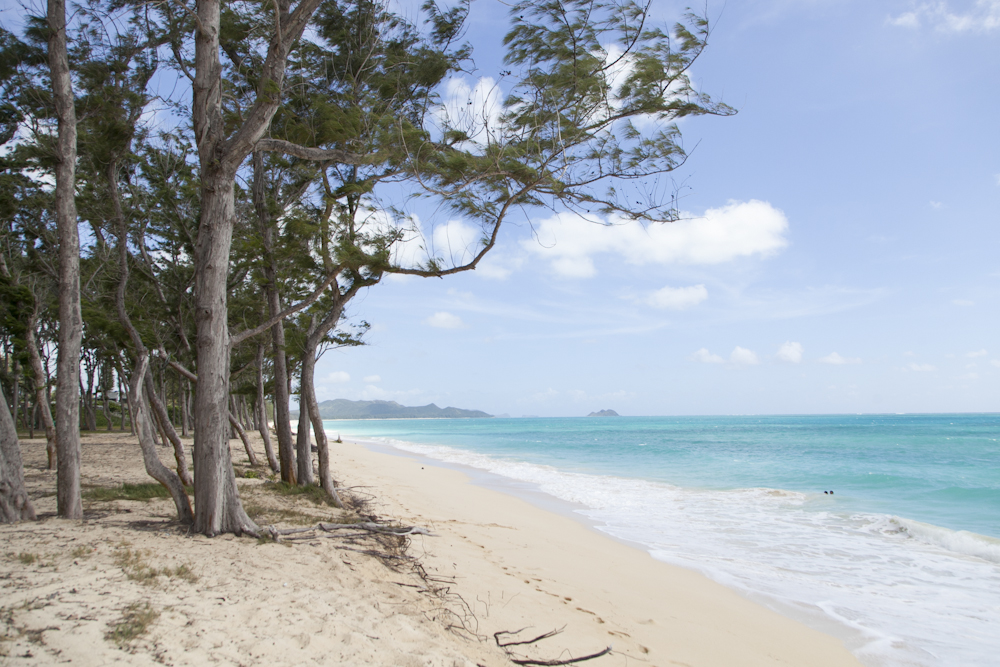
top-left (329, 435), bottom-right (864, 666)
top-left (1, 430), bottom-right (863, 666)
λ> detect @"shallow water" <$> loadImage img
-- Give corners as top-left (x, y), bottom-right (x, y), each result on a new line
top-left (327, 414), bottom-right (1000, 666)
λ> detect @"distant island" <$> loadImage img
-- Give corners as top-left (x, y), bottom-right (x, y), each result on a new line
top-left (588, 409), bottom-right (620, 417)
top-left (301, 399), bottom-right (493, 420)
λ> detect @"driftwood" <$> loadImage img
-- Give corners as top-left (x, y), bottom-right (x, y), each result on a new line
top-left (494, 628), bottom-right (612, 667)
top-left (265, 521), bottom-right (433, 541)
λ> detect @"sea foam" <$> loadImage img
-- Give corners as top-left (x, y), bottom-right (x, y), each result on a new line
top-left (347, 432), bottom-right (1000, 667)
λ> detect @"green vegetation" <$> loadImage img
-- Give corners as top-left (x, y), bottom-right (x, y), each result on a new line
top-left (114, 545), bottom-right (198, 585)
top-left (84, 483), bottom-right (191, 502)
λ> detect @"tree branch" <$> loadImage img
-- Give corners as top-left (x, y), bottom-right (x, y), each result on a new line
top-left (255, 138), bottom-right (376, 165)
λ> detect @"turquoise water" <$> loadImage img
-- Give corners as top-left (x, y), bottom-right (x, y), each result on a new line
top-left (326, 414), bottom-right (1000, 667)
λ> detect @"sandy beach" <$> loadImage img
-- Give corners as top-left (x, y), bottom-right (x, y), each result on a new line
top-left (1, 430), bottom-right (863, 666)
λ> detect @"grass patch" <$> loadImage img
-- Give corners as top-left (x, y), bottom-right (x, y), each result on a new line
top-left (266, 482), bottom-right (334, 505)
top-left (70, 546), bottom-right (95, 559)
top-left (242, 501), bottom-right (320, 526)
top-left (84, 483), bottom-right (192, 502)
top-left (114, 545), bottom-right (198, 586)
top-left (105, 602), bottom-right (159, 647)
top-left (17, 553), bottom-right (37, 565)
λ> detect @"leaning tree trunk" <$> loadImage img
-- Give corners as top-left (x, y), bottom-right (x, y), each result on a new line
top-left (48, 0), bottom-right (82, 520)
top-left (130, 357), bottom-right (193, 524)
top-left (25, 317), bottom-right (55, 468)
top-left (300, 334), bottom-right (343, 508)
top-left (0, 383), bottom-right (36, 523)
top-left (230, 394), bottom-right (258, 466)
top-left (145, 372), bottom-right (193, 486)
top-left (255, 343), bottom-right (279, 472)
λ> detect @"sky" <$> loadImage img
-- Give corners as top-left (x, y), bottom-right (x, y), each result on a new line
top-left (3, 0), bottom-right (998, 417)
top-left (313, 0), bottom-right (1000, 417)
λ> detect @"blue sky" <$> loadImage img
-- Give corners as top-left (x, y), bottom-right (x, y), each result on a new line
top-left (3, 0), bottom-right (997, 416)
top-left (315, 0), bottom-right (1000, 416)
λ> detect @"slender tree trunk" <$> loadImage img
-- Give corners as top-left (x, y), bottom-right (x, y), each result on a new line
top-left (300, 309), bottom-right (346, 507)
top-left (130, 356), bottom-right (193, 523)
top-left (296, 393), bottom-right (313, 484)
top-left (255, 343), bottom-right (278, 472)
top-left (0, 383), bottom-right (36, 523)
top-left (230, 394), bottom-right (258, 466)
top-left (180, 380), bottom-right (189, 437)
top-left (49, 0), bottom-right (82, 520)
top-left (11, 361), bottom-right (19, 433)
top-left (145, 372), bottom-right (193, 486)
top-left (253, 152), bottom-right (296, 483)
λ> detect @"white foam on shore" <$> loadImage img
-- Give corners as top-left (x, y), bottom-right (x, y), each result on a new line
top-left (346, 433), bottom-right (1000, 667)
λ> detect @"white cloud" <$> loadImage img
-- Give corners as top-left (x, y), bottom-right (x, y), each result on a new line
top-left (524, 200), bottom-right (789, 278)
top-left (435, 76), bottom-right (503, 149)
top-left (991, 359), bottom-right (1000, 368)
top-left (953, 299), bottom-right (975, 306)
top-left (994, 173), bottom-right (1000, 186)
top-left (363, 375), bottom-right (381, 383)
top-left (644, 284), bottom-right (708, 310)
top-left (930, 200), bottom-right (943, 209)
top-left (819, 352), bottom-right (861, 365)
top-left (425, 311), bottom-right (466, 329)
top-left (888, 1), bottom-right (1000, 32)
top-left (730, 346), bottom-right (760, 365)
top-left (326, 371), bottom-right (351, 383)
top-left (959, 372), bottom-right (979, 380)
top-left (775, 341), bottom-right (804, 363)
top-left (966, 349), bottom-right (988, 358)
top-left (692, 348), bottom-right (725, 364)
top-left (908, 362), bottom-right (937, 372)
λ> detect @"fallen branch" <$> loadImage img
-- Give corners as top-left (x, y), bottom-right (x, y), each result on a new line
top-left (495, 627), bottom-right (612, 667)
top-left (265, 521), bottom-right (433, 541)
top-left (509, 648), bottom-right (612, 666)
top-left (496, 628), bottom-right (564, 648)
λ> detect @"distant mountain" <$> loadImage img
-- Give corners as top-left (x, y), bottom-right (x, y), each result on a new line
top-left (306, 399), bottom-right (492, 420)
top-left (588, 409), bottom-right (620, 417)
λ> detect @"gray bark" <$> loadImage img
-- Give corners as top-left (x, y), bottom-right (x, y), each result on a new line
top-left (109, 160), bottom-right (192, 524)
top-left (49, 0), bottom-right (83, 520)
top-left (130, 357), bottom-right (193, 523)
top-left (145, 372), bottom-right (193, 486)
top-left (253, 152), bottom-right (296, 483)
top-left (255, 343), bottom-right (279, 472)
top-left (295, 393), bottom-right (313, 485)
top-left (300, 309), bottom-right (346, 507)
top-left (230, 394), bottom-right (258, 466)
top-left (0, 383), bottom-right (36, 523)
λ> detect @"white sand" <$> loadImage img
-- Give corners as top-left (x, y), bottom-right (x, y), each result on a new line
top-left (0, 431), bottom-right (863, 666)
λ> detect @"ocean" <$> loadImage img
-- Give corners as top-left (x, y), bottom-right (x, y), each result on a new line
top-left (323, 414), bottom-right (1000, 667)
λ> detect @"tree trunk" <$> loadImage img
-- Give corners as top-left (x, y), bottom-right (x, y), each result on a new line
top-left (295, 393), bottom-right (313, 485)
top-left (230, 394), bottom-right (258, 466)
top-left (253, 152), bottom-right (296, 483)
top-left (180, 380), bottom-right (189, 437)
top-left (130, 356), bottom-right (193, 523)
top-left (300, 309), bottom-right (346, 507)
top-left (49, 0), bottom-right (83, 520)
top-left (145, 372), bottom-right (193, 486)
top-left (0, 383), bottom-right (36, 523)
top-left (255, 343), bottom-right (279, 473)
top-left (191, 169), bottom-right (258, 536)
